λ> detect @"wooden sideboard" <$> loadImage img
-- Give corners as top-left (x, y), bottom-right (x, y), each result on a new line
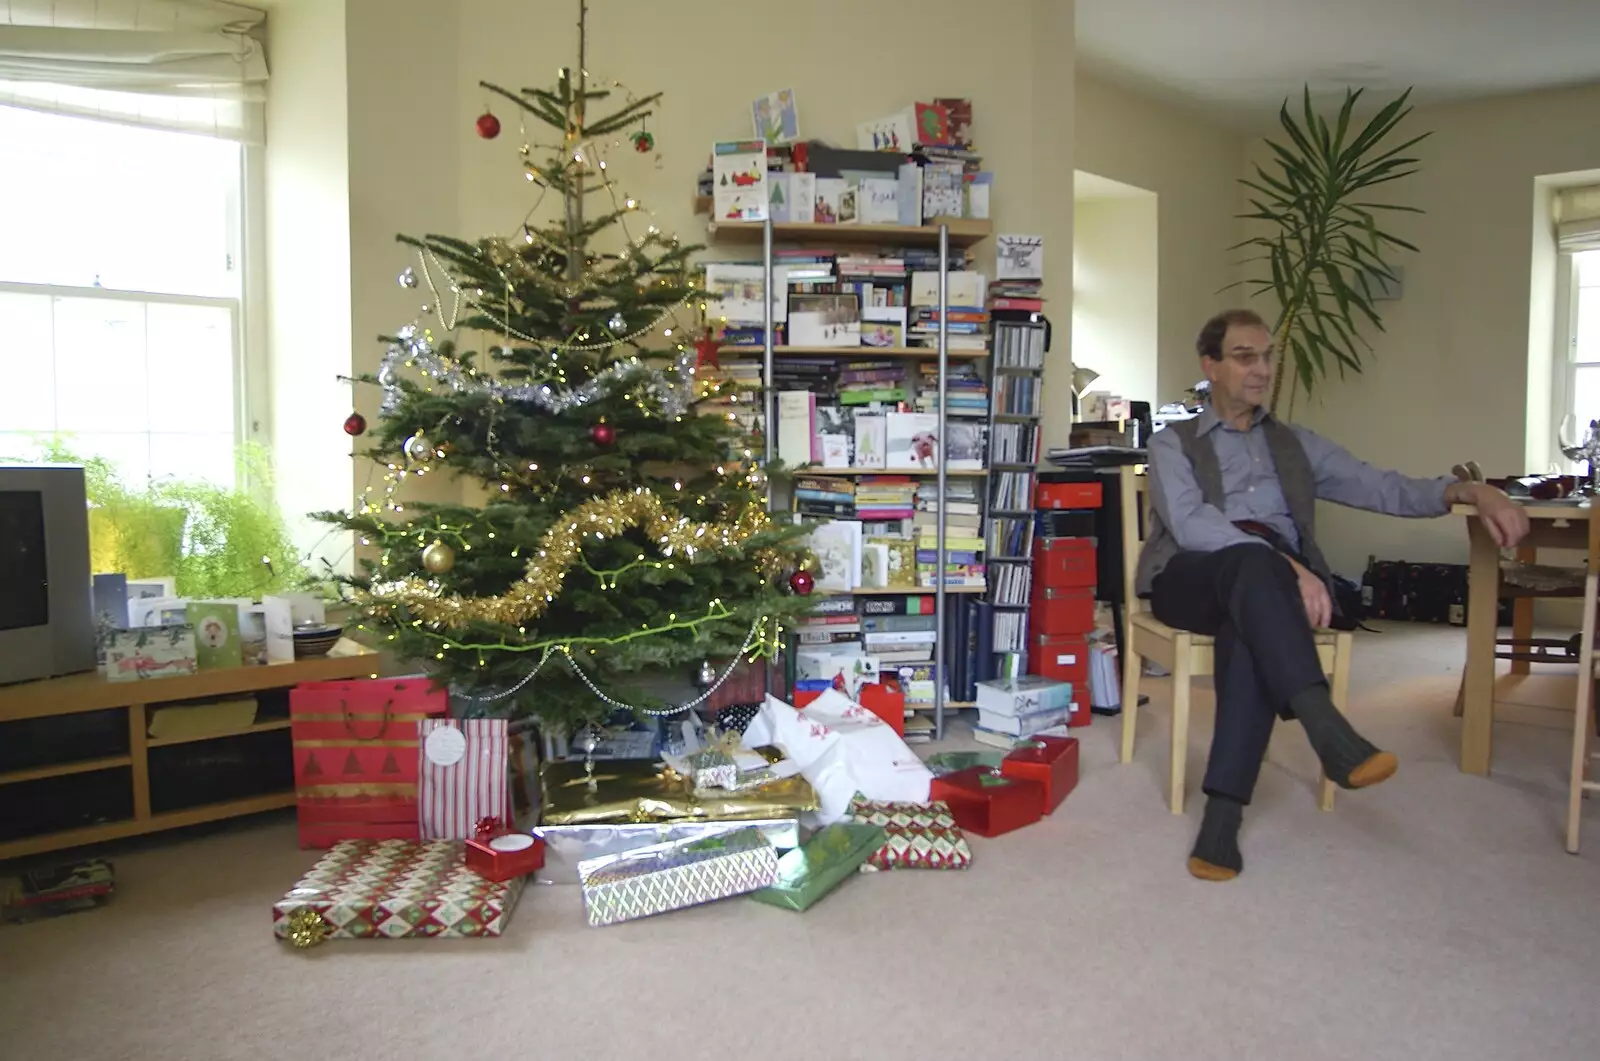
top-left (0, 648), bottom-right (377, 861)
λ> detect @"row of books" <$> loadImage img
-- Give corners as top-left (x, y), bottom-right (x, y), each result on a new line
top-left (777, 398), bottom-right (987, 471)
top-left (794, 593), bottom-right (1019, 712)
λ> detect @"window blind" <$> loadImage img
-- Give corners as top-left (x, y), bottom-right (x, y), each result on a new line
top-left (1557, 185), bottom-right (1600, 253)
top-left (0, 0), bottom-right (267, 143)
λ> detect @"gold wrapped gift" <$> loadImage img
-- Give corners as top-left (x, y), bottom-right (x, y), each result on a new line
top-left (540, 755), bottom-right (817, 826)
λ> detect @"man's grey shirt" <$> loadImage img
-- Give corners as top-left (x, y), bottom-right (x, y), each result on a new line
top-left (1148, 406), bottom-right (1455, 555)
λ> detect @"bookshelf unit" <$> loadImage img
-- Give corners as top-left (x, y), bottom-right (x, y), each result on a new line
top-left (983, 317), bottom-right (1050, 676)
top-left (706, 219), bottom-right (992, 740)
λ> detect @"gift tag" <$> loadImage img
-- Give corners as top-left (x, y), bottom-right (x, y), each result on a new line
top-left (424, 725), bottom-right (467, 767)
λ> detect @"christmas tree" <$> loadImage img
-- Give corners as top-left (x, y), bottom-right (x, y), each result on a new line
top-left (323, 5), bottom-right (811, 735)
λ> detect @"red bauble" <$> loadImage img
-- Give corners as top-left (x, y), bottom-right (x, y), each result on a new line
top-left (694, 335), bottom-right (721, 372)
top-left (342, 412), bottom-right (367, 436)
top-left (590, 423), bottom-right (616, 446)
top-left (789, 570), bottom-right (815, 596)
top-left (632, 130), bottom-right (654, 153)
top-left (476, 111), bottom-right (501, 139)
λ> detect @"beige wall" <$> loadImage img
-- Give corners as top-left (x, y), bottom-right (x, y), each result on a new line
top-left (1072, 191), bottom-right (1159, 403)
top-left (1075, 73), bottom-right (1245, 407)
top-left (1278, 82), bottom-right (1600, 574)
top-left (264, 0), bottom-right (354, 569)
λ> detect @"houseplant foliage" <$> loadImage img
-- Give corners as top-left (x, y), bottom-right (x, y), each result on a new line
top-left (319, 5), bottom-right (811, 735)
top-left (1235, 87), bottom-right (1429, 413)
top-left (7, 441), bottom-right (309, 598)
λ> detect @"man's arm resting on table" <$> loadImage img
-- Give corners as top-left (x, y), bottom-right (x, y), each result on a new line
top-left (1147, 428), bottom-right (1270, 553)
top-left (1442, 480), bottom-right (1532, 549)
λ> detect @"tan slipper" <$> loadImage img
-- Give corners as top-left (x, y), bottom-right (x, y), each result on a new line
top-left (1346, 750), bottom-right (1399, 789)
top-left (1187, 856), bottom-right (1240, 882)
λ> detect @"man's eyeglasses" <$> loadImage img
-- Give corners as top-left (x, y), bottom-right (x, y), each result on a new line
top-left (1225, 349), bottom-right (1274, 369)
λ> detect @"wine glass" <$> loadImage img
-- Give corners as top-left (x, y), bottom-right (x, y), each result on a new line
top-left (1559, 414), bottom-right (1599, 495)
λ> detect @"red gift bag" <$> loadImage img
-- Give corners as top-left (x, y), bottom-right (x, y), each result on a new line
top-left (290, 677), bottom-right (449, 848)
top-left (418, 718), bottom-right (512, 841)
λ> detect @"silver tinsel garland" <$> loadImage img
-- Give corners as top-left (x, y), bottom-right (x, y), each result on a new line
top-left (378, 325), bottom-right (697, 417)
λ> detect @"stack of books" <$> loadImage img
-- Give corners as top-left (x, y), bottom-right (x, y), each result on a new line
top-left (914, 362), bottom-right (989, 417)
top-left (854, 476), bottom-right (917, 521)
top-left (908, 270), bottom-right (988, 352)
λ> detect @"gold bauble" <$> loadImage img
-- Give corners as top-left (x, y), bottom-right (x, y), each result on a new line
top-left (422, 540), bottom-right (456, 574)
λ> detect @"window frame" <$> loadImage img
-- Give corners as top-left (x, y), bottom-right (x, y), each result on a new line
top-left (0, 112), bottom-right (268, 491)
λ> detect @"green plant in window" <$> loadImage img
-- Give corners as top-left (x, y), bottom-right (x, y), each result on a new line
top-left (4, 440), bottom-right (313, 599)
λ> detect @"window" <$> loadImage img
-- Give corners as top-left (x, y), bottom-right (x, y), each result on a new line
top-left (0, 105), bottom-right (245, 488)
top-left (1566, 250), bottom-right (1600, 432)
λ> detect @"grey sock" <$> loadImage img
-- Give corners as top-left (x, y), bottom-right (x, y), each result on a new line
top-left (1190, 795), bottom-right (1243, 873)
top-left (1290, 684), bottom-right (1379, 786)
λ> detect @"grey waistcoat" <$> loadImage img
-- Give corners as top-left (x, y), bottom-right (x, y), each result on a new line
top-left (1133, 416), bottom-right (1331, 596)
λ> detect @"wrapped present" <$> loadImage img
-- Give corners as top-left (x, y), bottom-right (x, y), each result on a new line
top-left (686, 730), bottom-right (744, 790)
top-left (290, 678), bottom-right (449, 848)
top-left (749, 823), bottom-right (886, 912)
top-left (465, 818), bottom-right (546, 883)
top-left (539, 757), bottom-right (817, 826)
top-left (536, 818), bottom-right (801, 884)
top-left (1, 858), bottom-right (115, 923)
top-left (273, 839), bottom-right (523, 946)
top-left (922, 750), bottom-right (1006, 777)
top-left (577, 827), bottom-right (779, 927)
top-left (1000, 735), bottom-right (1080, 814)
top-left (929, 767), bottom-right (1044, 837)
top-left (418, 718), bottom-right (512, 840)
top-left (847, 797), bottom-right (972, 870)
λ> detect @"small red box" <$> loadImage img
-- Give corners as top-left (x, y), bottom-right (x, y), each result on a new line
top-left (465, 825), bottom-right (546, 883)
top-left (1033, 633), bottom-right (1088, 683)
top-left (1033, 537), bottom-right (1097, 589)
top-left (1030, 587), bottom-right (1096, 634)
top-left (1035, 481), bottom-right (1103, 510)
top-left (929, 767), bottom-right (1044, 837)
top-left (1001, 735), bottom-right (1080, 814)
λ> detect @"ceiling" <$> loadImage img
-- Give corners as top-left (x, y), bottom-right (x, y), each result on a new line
top-left (1076, 0), bottom-right (1600, 127)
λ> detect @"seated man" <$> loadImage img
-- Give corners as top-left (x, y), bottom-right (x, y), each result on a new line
top-left (1137, 309), bottom-right (1530, 882)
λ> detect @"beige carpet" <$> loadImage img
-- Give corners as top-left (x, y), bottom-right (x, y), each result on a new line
top-left (2, 622), bottom-right (1598, 1061)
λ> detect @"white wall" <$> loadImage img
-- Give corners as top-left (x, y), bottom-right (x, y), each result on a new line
top-left (1075, 73), bottom-right (1244, 405)
top-left (264, 0), bottom-right (353, 570)
top-left (1277, 82), bottom-right (1600, 574)
top-left (1072, 188), bottom-right (1159, 405)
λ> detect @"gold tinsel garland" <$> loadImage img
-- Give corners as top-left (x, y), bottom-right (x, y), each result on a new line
top-left (356, 488), bottom-right (782, 626)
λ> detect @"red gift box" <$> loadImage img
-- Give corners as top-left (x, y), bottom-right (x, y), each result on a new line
top-left (1030, 586), bottom-right (1096, 634)
top-left (1035, 481), bottom-right (1102, 510)
top-left (465, 819), bottom-right (546, 883)
top-left (1001, 735), bottom-right (1080, 814)
top-left (290, 677), bottom-right (449, 848)
top-left (1033, 537), bottom-right (1097, 589)
top-left (929, 767), bottom-right (1044, 837)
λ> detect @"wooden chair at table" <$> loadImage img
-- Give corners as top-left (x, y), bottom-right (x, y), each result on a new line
top-left (1116, 465), bottom-right (1350, 814)
top-left (1566, 500), bottom-right (1600, 853)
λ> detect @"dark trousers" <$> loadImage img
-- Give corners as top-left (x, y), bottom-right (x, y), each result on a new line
top-left (1150, 545), bottom-right (1328, 804)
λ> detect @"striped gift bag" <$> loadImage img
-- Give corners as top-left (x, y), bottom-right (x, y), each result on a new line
top-left (417, 718), bottom-right (513, 840)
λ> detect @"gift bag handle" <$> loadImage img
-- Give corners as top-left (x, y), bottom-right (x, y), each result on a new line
top-left (340, 698), bottom-right (394, 741)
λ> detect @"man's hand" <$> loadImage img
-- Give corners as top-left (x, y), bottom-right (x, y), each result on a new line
top-left (1448, 482), bottom-right (1532, 548)
top-left (1285, 556), bottom-right (1333, 630)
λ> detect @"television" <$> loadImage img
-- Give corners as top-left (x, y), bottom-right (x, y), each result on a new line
top-left (0, 465), bottom-right (96, 686)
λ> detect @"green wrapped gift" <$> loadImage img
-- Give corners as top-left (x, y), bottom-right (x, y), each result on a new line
top-left (748, 823), bottom-right (887, 912)
top-left (922, 750), bottom-right (1006, 777)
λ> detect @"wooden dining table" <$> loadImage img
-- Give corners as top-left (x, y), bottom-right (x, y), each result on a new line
top-left (1457, 498), bottom-right (1593, 775)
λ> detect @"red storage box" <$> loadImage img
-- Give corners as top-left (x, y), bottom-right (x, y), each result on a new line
top-left (1036, 481), bottom-right (1103, 510)
top-left (929, 767), bottom-right (1044, 837)
top-left (1033, 537), bottom-right (1097, 589)
top-left (1030, 586), bottom-right (1096, 634)
top-left (1030, 636), bottom-right (1091, 727)
top-left (1001, 735), bottom-right (1080, 814)
top-left (290, 678), bottom-right (449, 848)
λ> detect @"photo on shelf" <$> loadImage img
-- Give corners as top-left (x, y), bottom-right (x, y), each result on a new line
top-left (838, 182), bottom-right (858, 224)
top-left (946, 422), bottom-right (987, 470)
top-left (790, 294), bottom-right (861, 347)
top-left (856, 109), bottom-right (914, 153)
top-left (854, 413), bottom-right (887, 469)
top-left (861, 321), bottom-right (905, 348)
top-left (712, 139), bottom-right (769, 222)
top-left (814, 177), bottom-right (846, 224)
top-left (751, 89), bottom-right (799, 145)
top-left (914, 101), bottom-right (952, 146)
top-left (996, 235), bottom-right (1045, 281)
top-left (858, 178), bottom-right (899, 224)
top-left (886, 411), bottom-right (940, 469)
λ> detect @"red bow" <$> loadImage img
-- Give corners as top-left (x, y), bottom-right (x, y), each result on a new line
top-left (474, 816), bottom-right (504, 840)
